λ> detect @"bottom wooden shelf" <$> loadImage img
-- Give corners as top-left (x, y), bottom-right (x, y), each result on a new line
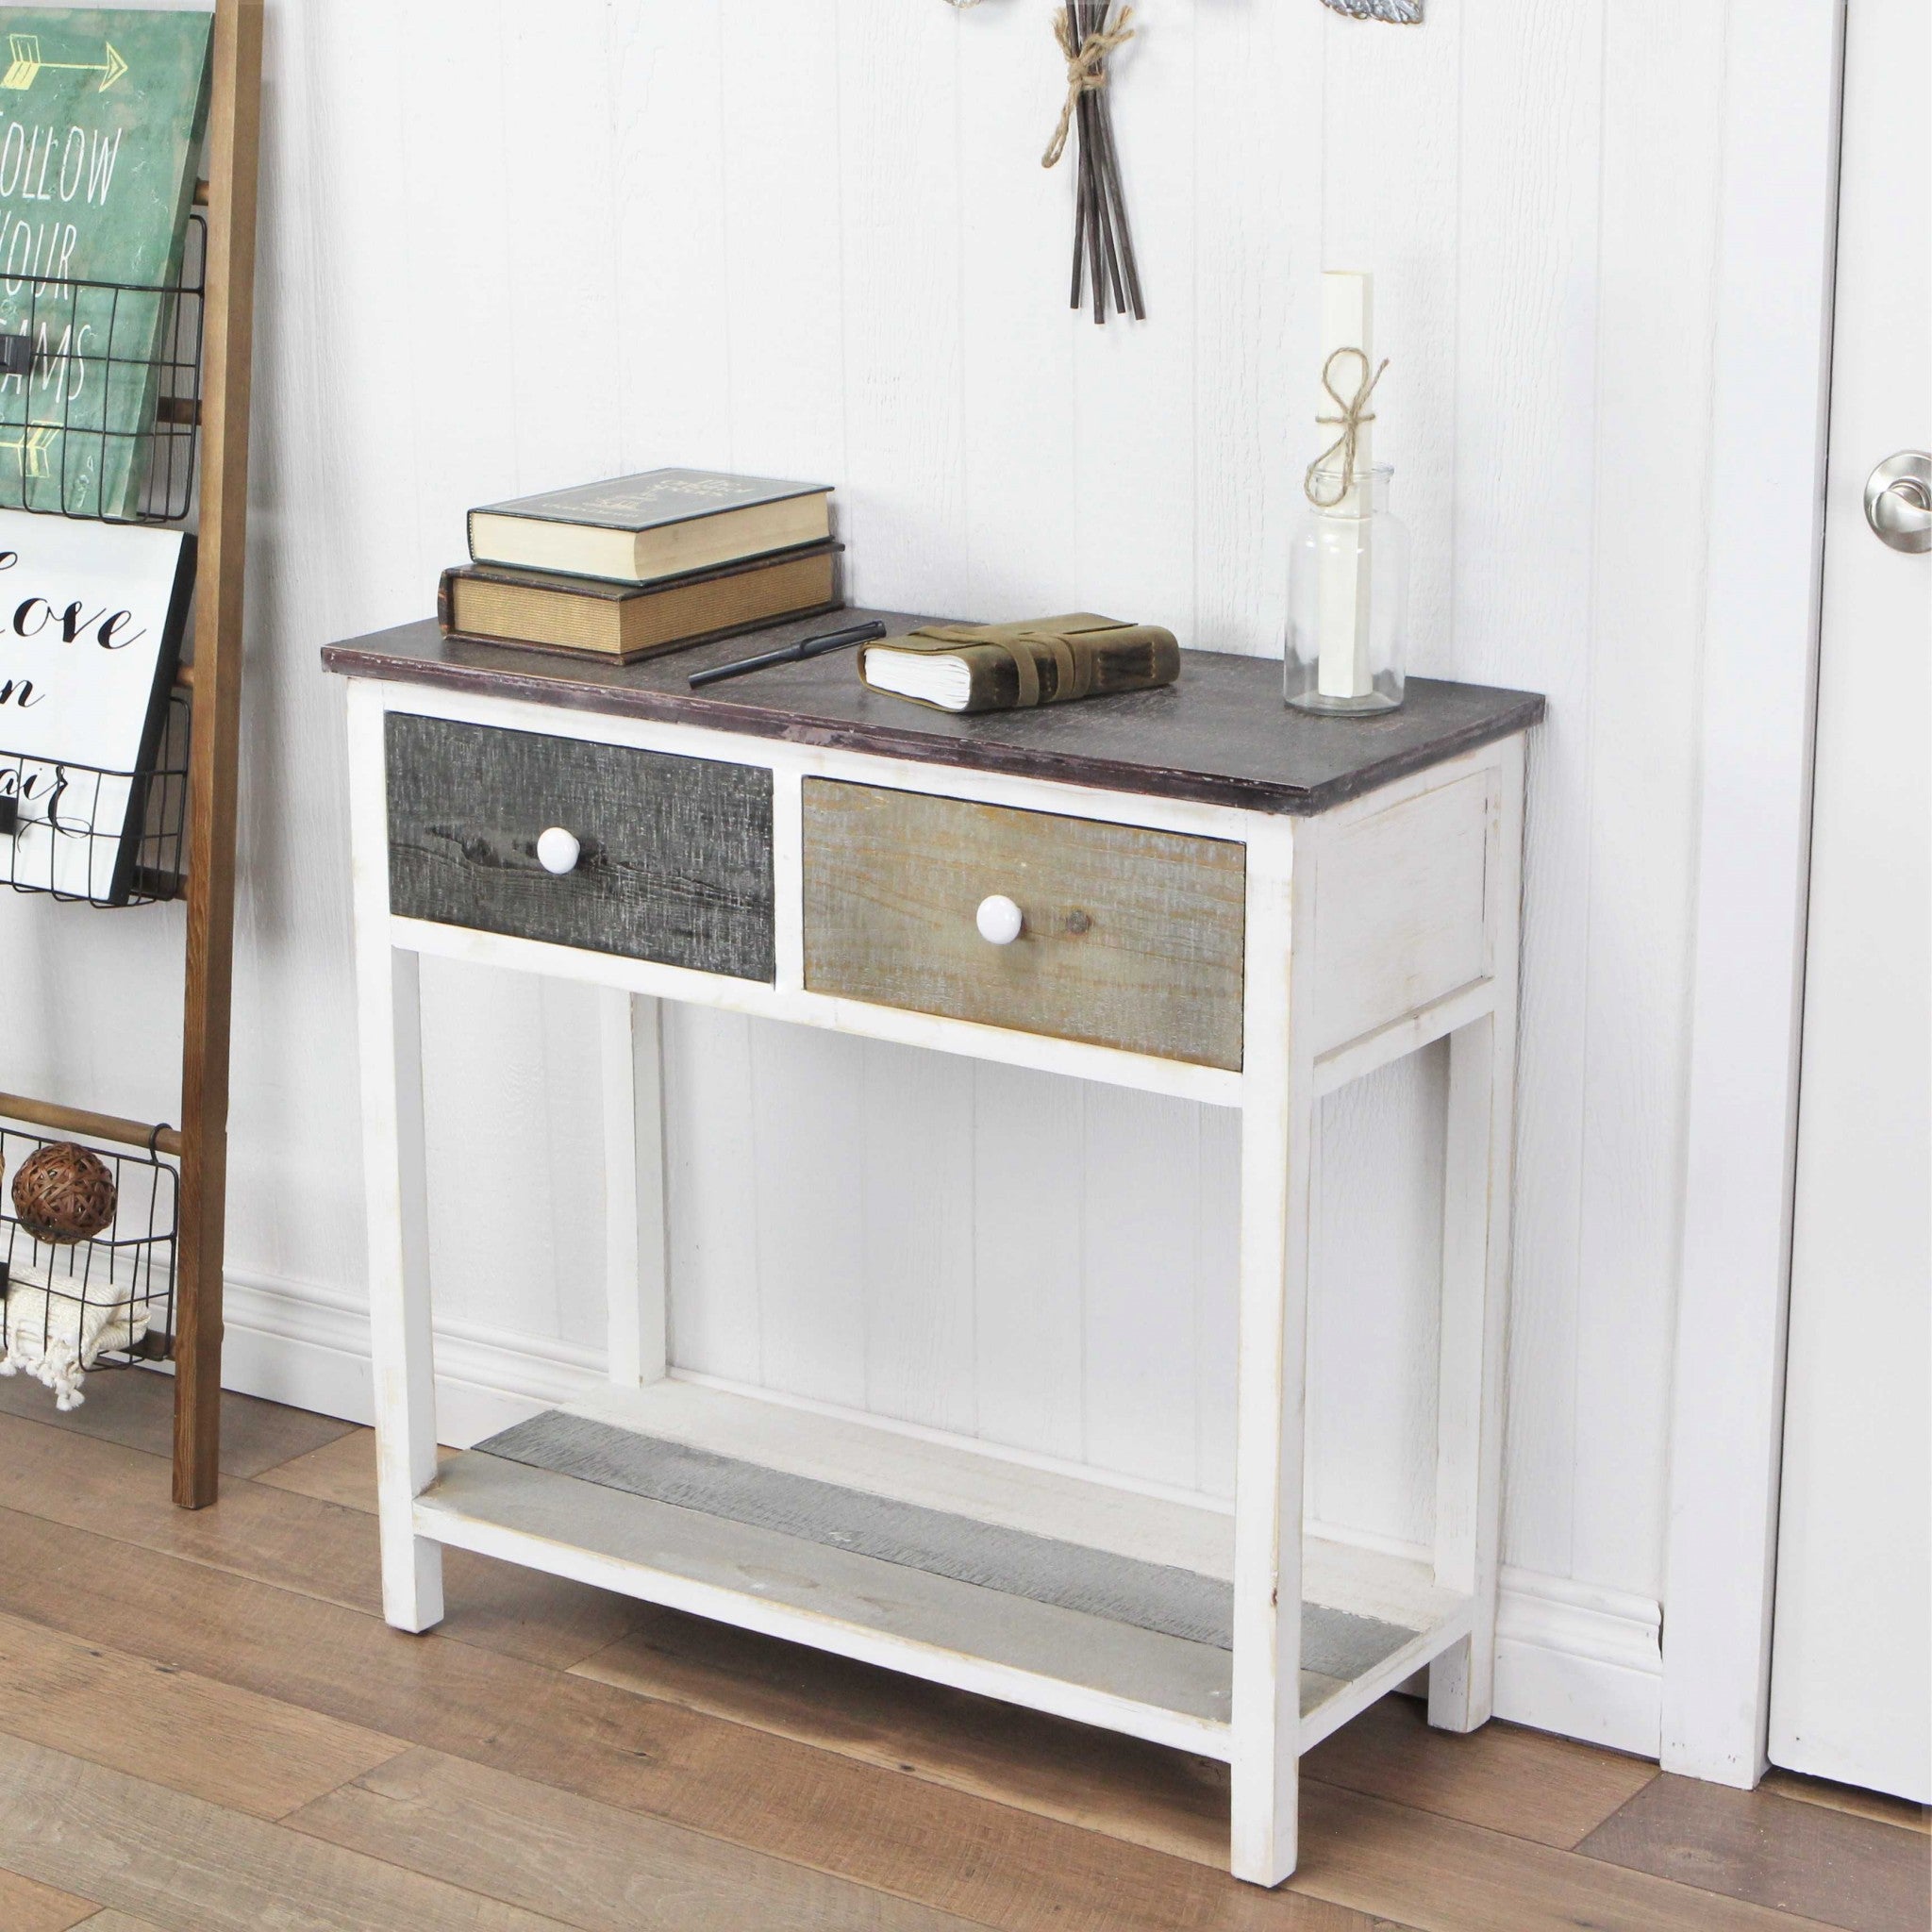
top-left (411, 1377), bottom-right (1469, 1762)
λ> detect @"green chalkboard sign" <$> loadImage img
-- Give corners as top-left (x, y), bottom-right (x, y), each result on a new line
top-left (0, 8), bottom-right (211, 520)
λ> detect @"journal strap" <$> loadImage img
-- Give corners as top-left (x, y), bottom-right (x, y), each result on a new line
top-left (900, 613), bottom-right (1124, 708)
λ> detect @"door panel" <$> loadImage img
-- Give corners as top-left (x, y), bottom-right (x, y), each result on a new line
top-left (1770, 0), bottom-right (1930, 1802)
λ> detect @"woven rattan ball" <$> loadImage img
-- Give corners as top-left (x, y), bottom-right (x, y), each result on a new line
top-left (11, 1142), bottom-right (117, 1244)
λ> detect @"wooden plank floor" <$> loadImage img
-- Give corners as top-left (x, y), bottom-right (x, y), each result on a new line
top-left (0, 1371), bottom-right (1924, 1932)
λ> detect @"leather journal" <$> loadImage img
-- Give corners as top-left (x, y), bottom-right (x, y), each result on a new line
top-left (858, 613), bottom-right (1180, 715)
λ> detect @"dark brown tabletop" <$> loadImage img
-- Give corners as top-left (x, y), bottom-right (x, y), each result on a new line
top-left (323, 609), bottom-right (1543, 816)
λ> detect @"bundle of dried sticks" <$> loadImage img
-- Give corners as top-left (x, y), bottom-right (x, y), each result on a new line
top-left (1041, 2), bottom-right (1144, 324)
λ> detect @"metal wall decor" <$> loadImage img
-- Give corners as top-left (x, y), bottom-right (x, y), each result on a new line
top-left (1320, 0), bottom-right (1424, 21)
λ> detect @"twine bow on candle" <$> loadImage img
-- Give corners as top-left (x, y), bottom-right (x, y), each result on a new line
top-left (1041, 5), bottom-right (1136, 169)
top-left (1304, 346), bottom-right (1391, 509)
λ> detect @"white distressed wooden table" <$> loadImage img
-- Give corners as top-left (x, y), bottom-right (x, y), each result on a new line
top-left (328, 611), bottom-right (1541, 1886)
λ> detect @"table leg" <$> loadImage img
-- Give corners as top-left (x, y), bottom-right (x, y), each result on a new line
top-left (601, 989), bottom-right (668, 1389)
top-left (358, 943), bottom-right (444, 1633)
top-left (349, 683), bottom-right (442, 1633)
top-left (1230, 825), bottom-right (1315, 1886)
top-left (1429, 743), bottom-right (1523, 1729)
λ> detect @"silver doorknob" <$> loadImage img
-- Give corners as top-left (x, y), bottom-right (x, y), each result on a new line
top-left (1864, 451), bottom-right (1931, 554)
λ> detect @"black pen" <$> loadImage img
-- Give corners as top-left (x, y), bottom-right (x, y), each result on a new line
top-left (689, 620), bottom-right (888, 690)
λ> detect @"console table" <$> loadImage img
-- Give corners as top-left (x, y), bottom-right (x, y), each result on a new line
top-left (325, 611), bottom-right (1541, 1888)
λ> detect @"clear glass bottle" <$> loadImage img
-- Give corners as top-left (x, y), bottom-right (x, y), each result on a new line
top-left (1283, 463), bottom-right (1410, 714)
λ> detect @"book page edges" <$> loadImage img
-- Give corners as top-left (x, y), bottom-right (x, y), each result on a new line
top-left (861, 648), bottom-right (974, 712)
top-left (468, 494), bottom-right (831, 582)
top-left (442, 550), bottom-right (841, 662)
top-left (859, 625), bottom-right (1179, 715)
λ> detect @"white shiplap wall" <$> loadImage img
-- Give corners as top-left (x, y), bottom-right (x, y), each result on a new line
top-left (0, 0), bottom-right (1726, 1747)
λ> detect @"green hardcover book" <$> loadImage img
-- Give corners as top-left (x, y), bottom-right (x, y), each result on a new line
top-left (0, 8), bottom-right (212, 519)
top-left (469, 469), bottom-right (834, 584)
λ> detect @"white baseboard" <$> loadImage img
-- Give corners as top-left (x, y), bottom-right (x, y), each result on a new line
top-left (1494, 1566), bottom-right (1663, 1757)
top-left (220, 1268), bottom-right (604, 1448)
top-left (218, 1269), bottom-right (1663, 1759)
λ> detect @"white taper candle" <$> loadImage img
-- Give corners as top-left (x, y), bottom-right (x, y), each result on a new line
top-left (1315, 270), bottom-right (1375, 701)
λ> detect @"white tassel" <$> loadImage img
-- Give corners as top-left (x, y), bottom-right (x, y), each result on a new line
top-left (1, 1257), bottom-right (150, 1410)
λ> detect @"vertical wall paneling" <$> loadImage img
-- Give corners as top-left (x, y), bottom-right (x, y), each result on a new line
top-left (719, 0), bottom-right (848, 481)
top-left (972, 1066), bottom-right (1088, 1464)
top-left (663, 1008), bottom-right (762, 1385)
top-left (0, 2), bottom-right (1738, 1724)
top-left (226, 0), bottom-right (395, 1294)
top-left (499, 5), bottom-right (623, 493)
top-left (608, 7), bottom-right (734, 471)
top-left (1193, 1103), bottom-right (1241, 1502)
top-left (957, 2), bottom-right (1078, 617)
top-left (1191, 0), bottom-right (1307, 658)
top-left (1081, 1087), bottom-right (1206, 1489)
top-left (861, 1041), bottom-right (978, 1434)
top-left (1307, 1055), bottom-right (1447, 1549)
top-left (1453, 0), bottom-right (1605, 1584)
top-left (1068, 1), bottom-right (1195, 637)
top-left (748, 1020), bottom-right (868, 1409)
top-left (1570, 0), bottom-right (1725, 1600)
top-left (394, 0), bottom-right (518, 564)
top-left (835, 0), bottom-right (969, 615)
top-left (416, 2), bottom-right (622, 1354)
top-left (1320, 1), bottom-right (1461, 675)
top-left (419, 961), bottom-right (604, 1345)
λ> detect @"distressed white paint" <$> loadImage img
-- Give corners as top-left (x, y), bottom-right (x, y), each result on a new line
top-left (1309, 767), bottom-right (1494, 1056)
top-left (346, 681), bottom-right (443, 1632)
top-left (599, 990), bottom-right (668, 1389)
top-left (0, 0), bottom-right (1736, 1752)
top-left (1428, 737), bottom-right (1523, 1735)
top-left (1227, 811), bottom-right (1310, 1881)
top-left (417, 1447), bottom-right (1240, 1759)
top-left (351, 677), bottom-right (1516, 1881)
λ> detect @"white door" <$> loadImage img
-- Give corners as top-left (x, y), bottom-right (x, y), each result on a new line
top-left (1769, 0), bottom-right (1930, 1803)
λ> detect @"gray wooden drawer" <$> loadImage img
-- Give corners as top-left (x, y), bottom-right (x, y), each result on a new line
top-left (385, 713), bottom-right (774, 981)
top-left (802, 780), bottom-right (1244, 1069)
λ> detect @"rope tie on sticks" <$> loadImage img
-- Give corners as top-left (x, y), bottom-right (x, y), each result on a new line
top-left (1041, 6), bottom-right (1136, 169)
top-left (1303, 346), bottom-right (1391, 508)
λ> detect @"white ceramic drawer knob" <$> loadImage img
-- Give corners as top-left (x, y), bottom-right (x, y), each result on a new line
top-left (975, 893), bottom-right (1024, 946)
top-left (536, 826), bottom-right (582, 876)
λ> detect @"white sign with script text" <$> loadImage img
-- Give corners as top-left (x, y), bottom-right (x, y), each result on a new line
top-left (0, 510), bottom-right (193, 901)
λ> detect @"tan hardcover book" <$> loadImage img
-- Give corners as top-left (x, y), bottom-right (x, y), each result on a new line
top-left (438, 543), bottom-right (842, 663)
top-left (466, 467), bottom-right (833, 584)
top-left (858, 614), bottom-right (1180, 714)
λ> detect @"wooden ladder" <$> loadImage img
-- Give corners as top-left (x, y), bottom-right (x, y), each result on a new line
top-left (0, 0), bottom-right (262, 1510)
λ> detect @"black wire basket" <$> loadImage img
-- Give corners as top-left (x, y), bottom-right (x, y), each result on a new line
top-left (1, 686), bottom-right (189, 907)
top-left (0, 210), bottom-right (203, 523)
top-left (0, 208), bottom-right (204, 908)
top-left (0, 1124), bottom-right (176, 1405)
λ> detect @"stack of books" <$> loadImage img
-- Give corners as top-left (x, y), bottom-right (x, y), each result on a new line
top-left (439, 469), bottom-right (841, 664)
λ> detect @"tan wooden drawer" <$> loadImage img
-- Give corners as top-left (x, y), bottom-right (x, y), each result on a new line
top-left (802, 780), bottom-right (1245, 1070)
